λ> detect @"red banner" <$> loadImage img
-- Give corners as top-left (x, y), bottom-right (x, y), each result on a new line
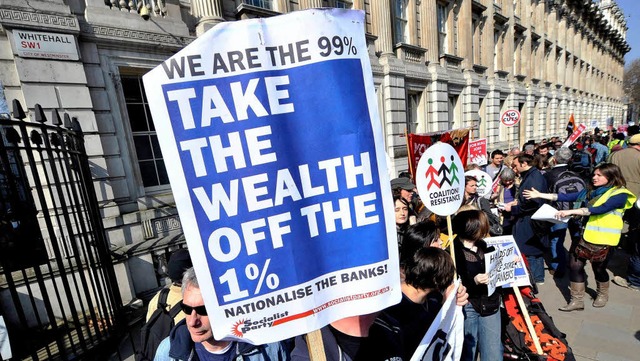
top-left (408, 128), bottom-right (470, 180)
top-left (562, 123), bottom-right (586, 148)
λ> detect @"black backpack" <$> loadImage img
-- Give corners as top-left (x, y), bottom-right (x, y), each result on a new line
top-left (137, 287), bottom-right (182, 361)
top-left (552, 170), bottom-right (587, 211)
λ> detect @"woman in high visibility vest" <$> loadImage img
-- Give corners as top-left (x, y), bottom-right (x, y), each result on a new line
top-left (524, 163), bottom-right (636, 311)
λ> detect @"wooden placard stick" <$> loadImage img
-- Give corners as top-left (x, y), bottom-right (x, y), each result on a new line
top-left (305, 329), bottom-right (327, 361)
top-left (512, 286), bottom-right (543, 355)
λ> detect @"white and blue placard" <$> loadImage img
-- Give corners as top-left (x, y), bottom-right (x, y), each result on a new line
top-left (143, 9), bottom-right (399, 344)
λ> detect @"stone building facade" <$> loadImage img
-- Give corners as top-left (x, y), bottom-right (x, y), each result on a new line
top-left (0, 0), bottom-right (629, 303)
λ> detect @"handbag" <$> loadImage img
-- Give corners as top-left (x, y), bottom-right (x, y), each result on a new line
top-left (574, 238), bottom-right (609, 262)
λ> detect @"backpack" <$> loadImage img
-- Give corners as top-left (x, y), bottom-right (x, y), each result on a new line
top-left (552, 170), bottom-right (587, 211)
top-left (502, 286), bottom-right (575, 361)
top-left (570, 150), bottom-right (591, 169)
top-left (137, 288), bottom-right (182, 361)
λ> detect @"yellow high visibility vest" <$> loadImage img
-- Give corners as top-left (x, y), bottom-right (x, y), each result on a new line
top-left (583, 187), bottom-right (637, 246)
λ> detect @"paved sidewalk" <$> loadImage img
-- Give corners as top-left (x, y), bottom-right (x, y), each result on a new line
top-left (535, 247), bottom-right (640, 361)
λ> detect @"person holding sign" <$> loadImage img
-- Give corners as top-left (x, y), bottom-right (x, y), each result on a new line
top-left (155, 268), bottom-right (291, 361)
top-left (461, 176), bottom-right (502, 236)
top-left (452, 210), bottom-right (502, 361)
top-left (524, 163), bottom-right (636, 311)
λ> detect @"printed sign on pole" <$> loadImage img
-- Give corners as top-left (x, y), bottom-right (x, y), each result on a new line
top-left (468, 138), bottom-right (487, 166)
top-left (415, 143), bottom-right (465, 216)
top-left (500, 110), bottom-right (521, 127)
top-left (143, 9), bottom-right (400, 344)
top-left (464, 169), bottom-right (492, 199)
top-left (484, 236), bottom-right (531, 295)
top-left (562, 123), bottom-right (587, 148)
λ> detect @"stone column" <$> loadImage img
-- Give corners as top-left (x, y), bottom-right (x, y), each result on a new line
top-left (191, 0), bottom-right (224, 36)
top-left (458, 0), bottom-right (473, 69)
top-left (370, 0), bottom-right (394, 55)
top-left (299, 0), bottom-right (323, 9)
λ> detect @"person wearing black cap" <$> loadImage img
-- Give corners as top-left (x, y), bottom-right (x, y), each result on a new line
top-left (390, 177), bottom-right (433, 223)
top-left (146, 248), bottom-right (193, 323)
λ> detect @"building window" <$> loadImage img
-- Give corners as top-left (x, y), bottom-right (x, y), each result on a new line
top-left (406, 92), bottom-right (420, 134)
top-left (121, 74), bottom-right (169, 188)
top-left (437, 3), bottom-right (448, 55)
top-left (244, 0), bottom-right (273, 9)
top-left (333, 0), bottom-right (352, 8)
top-left (393, 0), bottom-right (409, 44)
top-left (448, 95), bottom-right (459, 129)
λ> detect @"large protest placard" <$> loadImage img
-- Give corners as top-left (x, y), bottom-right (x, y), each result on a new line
top-left (143, 9), bottom-right (399, 344)
top-left (484, 236), bottom-right (531, 295)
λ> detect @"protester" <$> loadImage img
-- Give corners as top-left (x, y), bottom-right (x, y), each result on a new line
top-left (607, 132), bottom-right (626, 151)
top-left (462, 176), bottom-right (502, 236)
top-left (493, 167), bottom-right (517, 235)
top-left (154, 267), bottom-right (291, 361)
top-left (508, 147), bottom-right (521, 157)
top-left (524, 163), bottom-right (636, 310)
top-left (542, 147), bottom-right (579, 278)
top-left (503, 154), bottom-right (548, 284)
top-left (146, 249), bottom-right (192, 323)
top-left (609, 133), bottom-right (640, 291)
top-left (386, 246), bottom-right (456, 360)
top-left (452, 210), bottom-right (502, 361)
top-left (591, 136), bottom-right (609, 165)
top-left (523, 144), bottom-right (535, 156)
top-left (394, 194), bottom-right (413, 248)
top-left (391, 177), bottom-right (433, 223)
top-left (484, 149), bottom-right (505, 180)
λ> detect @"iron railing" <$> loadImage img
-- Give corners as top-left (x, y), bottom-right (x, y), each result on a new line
top-left (0, 101), bottom-right (123, 360)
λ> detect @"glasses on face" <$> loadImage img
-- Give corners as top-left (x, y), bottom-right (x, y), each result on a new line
top-left (181, 302), bottom-right (208, 316)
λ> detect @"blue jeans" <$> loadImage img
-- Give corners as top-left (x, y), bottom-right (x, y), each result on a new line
top-left (462, 303), bottom-right (503, 361)
top-left (549, 223), bottom-right (568, 273)
top-left (527, 255), bottom-right (545, 283)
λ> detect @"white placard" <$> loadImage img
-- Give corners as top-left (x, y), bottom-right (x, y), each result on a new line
top-left (415, 143), bottom-right (465, 216)
top-left (142, 9), bottom-right (400, 344)
top-left (465, 169), bottom-right (492, 199)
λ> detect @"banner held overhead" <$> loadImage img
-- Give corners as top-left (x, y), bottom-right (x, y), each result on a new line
top-left (143, 9), bottom-right (400, 344)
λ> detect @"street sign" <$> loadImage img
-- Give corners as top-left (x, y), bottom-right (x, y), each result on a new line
top-left (500, 109), bottom-right (521, 127)
top-left (142, 9), bottom-right (400, 344)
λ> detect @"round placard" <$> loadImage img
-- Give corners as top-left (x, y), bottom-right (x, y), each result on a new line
top-left (465, 169), bottom-right (492, 199)
top-left (501, 110), bottom-right (521, 127)
top-left (415, 143), bottom-right (465, 216)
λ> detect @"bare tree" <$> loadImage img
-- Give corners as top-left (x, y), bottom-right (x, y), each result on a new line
top-left (624, 59), bottom-right (640, 101)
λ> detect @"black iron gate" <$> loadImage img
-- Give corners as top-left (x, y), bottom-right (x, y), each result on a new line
top-left (0, 101), bottom-right (123, 360)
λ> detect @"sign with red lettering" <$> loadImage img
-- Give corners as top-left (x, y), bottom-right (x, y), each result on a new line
top-left (562, 123), bottom-right (587, 148)
top-left (500, 110), bottom-right (521, 127)
top-left (468, 138), bottom-right (487, 166)
top-left (12, 30), bottom-right (78, 61)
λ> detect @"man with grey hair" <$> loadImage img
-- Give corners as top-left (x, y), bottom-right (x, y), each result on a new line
top-left (523, 144), bottom-right (535, 156)
top-left (154, 267), bottom-right (291, 361)
top-left (543, 147), bottom-right (586, 278)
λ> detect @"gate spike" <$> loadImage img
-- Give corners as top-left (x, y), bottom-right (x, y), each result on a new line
top-left (12, 100), bottom-right (26, 120)
top-left (71, 117), bottom-right (83, 135)
top-left (34, 104), bottom-right (47, 123)
top-left (52, 109), bottom-right (63, 126)
top-left (64, 113), bottom-right (72, 129)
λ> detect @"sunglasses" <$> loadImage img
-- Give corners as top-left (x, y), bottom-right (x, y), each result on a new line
top-left (181, 302), bottom-right (208, 316)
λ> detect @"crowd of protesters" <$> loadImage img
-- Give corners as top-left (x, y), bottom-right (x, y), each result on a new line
top-left (147, 125), bottom-right (640, 361)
